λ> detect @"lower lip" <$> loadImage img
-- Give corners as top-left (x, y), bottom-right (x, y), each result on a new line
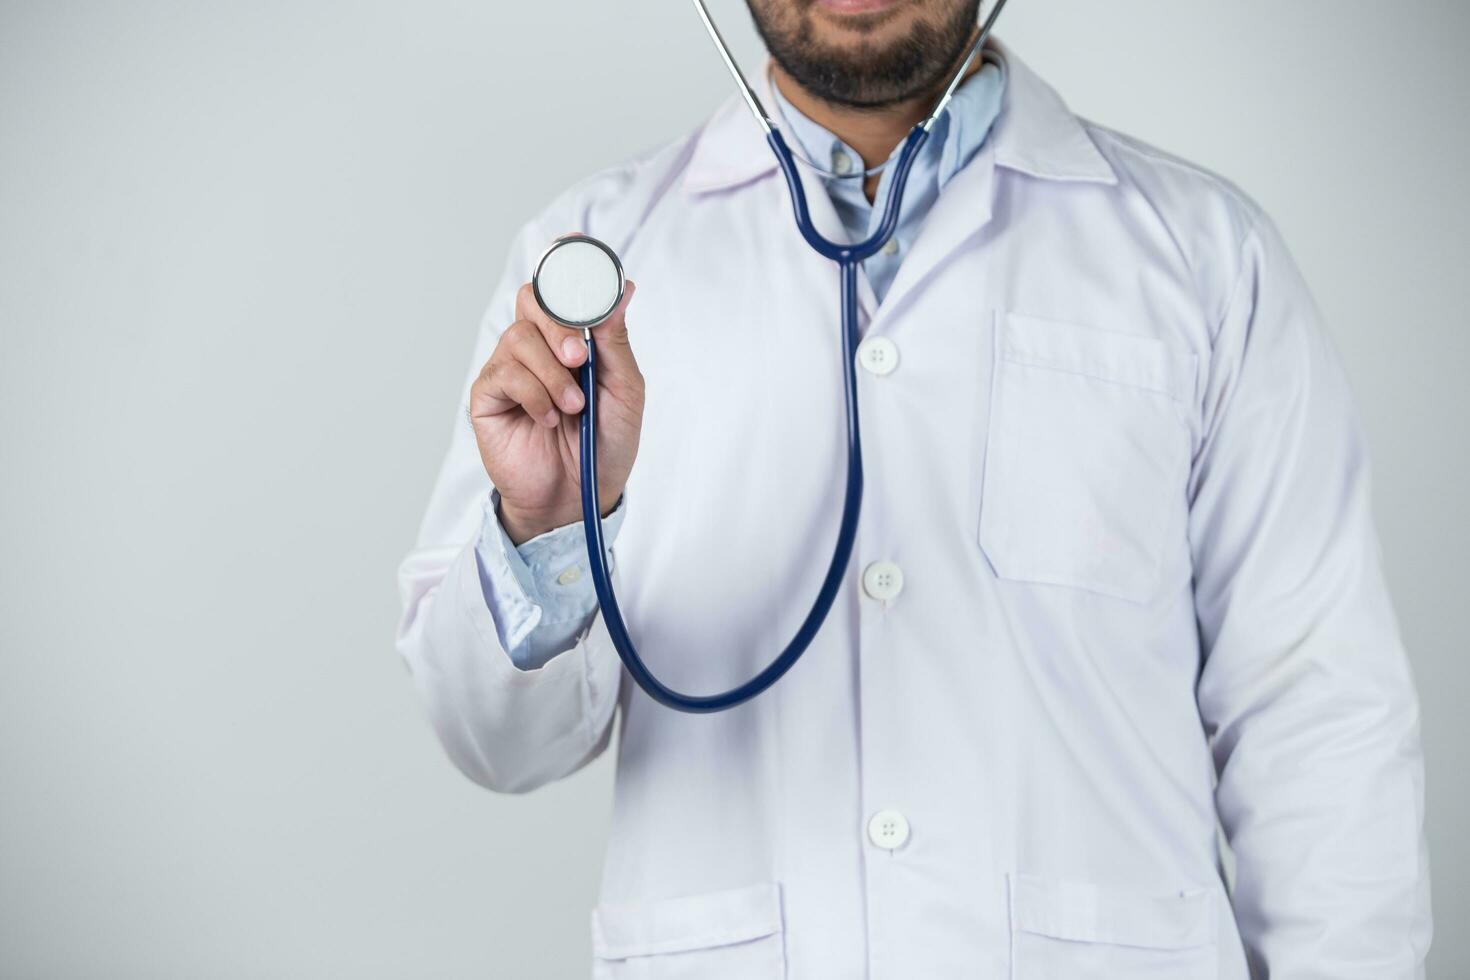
top-left (816, 0), bottom-right (902, 13)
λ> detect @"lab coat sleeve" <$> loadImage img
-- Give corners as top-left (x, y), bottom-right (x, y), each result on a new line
top-left (1189, 212), bottom-right (1431, 977)
top-left (395, 221), bottom-right (623, 795)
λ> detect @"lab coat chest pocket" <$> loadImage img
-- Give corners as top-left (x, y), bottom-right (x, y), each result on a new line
top-left (979, 312), bottom-right (1197, 603)
top-left (591, 883), bottom-right (785, 979)
top-left (1008, 873), bottom-right (1219, 980)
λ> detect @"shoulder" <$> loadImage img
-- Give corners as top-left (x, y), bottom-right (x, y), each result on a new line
top-left (1080, 117), bottom-right (1282, 328)
top-left (1089, 119), bottom-right (1262, 223)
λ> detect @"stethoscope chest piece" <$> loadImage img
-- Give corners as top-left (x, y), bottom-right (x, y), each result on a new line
top-left (532, 234), bottom-right (625, 329)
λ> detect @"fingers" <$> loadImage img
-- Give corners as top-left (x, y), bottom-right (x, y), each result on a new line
top-left (587, 280), bottom-right (640, 381)
top-left (472, 320), bottom-right (586, 428)
top-left (503, 319), bottom-right (585, 414)
top-left (514, 275), bottom-right (641, 384)
top-left (477, 357), bottom-right (560, 428)
top-left (515, 282), bottom-right (590, 370)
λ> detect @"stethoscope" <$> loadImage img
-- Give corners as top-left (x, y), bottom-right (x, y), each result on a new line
top-left (530, 0), bottom-right (1012, 713)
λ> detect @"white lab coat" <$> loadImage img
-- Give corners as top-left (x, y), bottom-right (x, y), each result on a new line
top-left (397, 38), bottom-right (1430, 980)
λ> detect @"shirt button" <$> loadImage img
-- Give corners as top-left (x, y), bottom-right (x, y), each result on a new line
top-left (862, 560), bottom-right (904, 600)
top-left (831, 149), bottom-right (853, 175)
top-left (555, 566), bottom-right (583, 586)
top-left (881, 237), bottom-right (899, 256)
top-left (856, 336), bottom-right (899, 376)
top-left (867, 809), bottom-right (910, 850)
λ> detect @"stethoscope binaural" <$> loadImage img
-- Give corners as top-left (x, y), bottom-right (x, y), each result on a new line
top-left (531, 0), bottom-right (1013, 713)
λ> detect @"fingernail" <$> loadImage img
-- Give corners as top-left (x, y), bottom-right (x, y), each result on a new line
top-left (562, 336), bottom-right (582, 360)
top-left (563, 386), bottom-right (584, 412)
top-left (542, 409), bottom-right (560, 428)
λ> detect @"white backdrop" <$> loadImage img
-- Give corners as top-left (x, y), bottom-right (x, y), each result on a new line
top-left (2, 1), bottom-right (1466, 976)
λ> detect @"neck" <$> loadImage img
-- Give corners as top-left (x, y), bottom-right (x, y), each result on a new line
top-left (770, 49), bottom-right (984, 199)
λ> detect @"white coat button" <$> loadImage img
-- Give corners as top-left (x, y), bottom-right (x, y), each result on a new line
top-left (857, 337), bottom-right (899, 376)
top-left (862, 561), bottom-right (904, 600)
top-left (831, 149), bottom-right (853, 175)
top-left (556, 566), bottom-right (582, 586)
top-left (867, 809), bottom-right (910, 850)
top-left (881, 237), bottom-right (899, 256)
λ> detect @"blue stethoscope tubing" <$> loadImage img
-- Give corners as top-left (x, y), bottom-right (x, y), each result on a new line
top-left (578, 127), bottom-right (931, 714)
top-left (575, 0), bottom-right (1010, 713)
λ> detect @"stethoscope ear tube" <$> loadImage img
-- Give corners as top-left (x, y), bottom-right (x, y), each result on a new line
top-left (577, 259), bottom-right (868, 713)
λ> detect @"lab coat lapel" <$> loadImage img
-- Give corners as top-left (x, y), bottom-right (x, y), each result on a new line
top-left (685, 69), bottom-right (881, 322)
top-left (869, 140), bottom-right (998, 330)
top-left (986, 37), bottom-right (1118, 186)
top-left (681, 90), bottom-right (776, 195)
top-left (868, 37), bottom-right (1117, 329)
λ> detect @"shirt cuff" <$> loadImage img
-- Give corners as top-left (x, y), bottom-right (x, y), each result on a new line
top-left (507, 491), bottom-right (626, 608)
top-left (473, 490), bottom-right (625, 667)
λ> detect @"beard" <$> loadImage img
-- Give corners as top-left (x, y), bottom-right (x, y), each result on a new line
top-left (747, 0), bottom-right (982, 110)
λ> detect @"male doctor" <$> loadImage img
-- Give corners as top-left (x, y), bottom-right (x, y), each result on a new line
top-left (397, 0), bottom-right (1431, 976)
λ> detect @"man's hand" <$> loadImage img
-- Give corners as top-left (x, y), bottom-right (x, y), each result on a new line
top-left (470, 272), bottom-right (642, 545)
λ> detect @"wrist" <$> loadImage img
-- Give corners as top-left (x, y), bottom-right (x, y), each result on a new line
top-left (498, 494), bottom-right (621, 547)
top-left (498, 500), bottom-right (568, 547)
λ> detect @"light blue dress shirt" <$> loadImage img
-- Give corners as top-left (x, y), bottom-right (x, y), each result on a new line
top-left (476, 57), bottom-right (1007, 670)
top-left (767, 53), bottom-right (1006, 301)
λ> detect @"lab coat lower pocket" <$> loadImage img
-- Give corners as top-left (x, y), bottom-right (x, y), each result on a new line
top-left (591, 882), bottom-right (785, 980)
top-left (979, 311), bottom-right (1197, 603)
top-left (1008, 873), bottom-right (1218, 980)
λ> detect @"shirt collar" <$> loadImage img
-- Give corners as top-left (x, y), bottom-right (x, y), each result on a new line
top-left (682, 35), bottom-right (1116, 195)
top-left (765, 50), bottom-right (1006, 195)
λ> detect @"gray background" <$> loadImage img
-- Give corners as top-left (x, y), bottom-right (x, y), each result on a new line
top-left (1, 0), bottom-right (1465, 976)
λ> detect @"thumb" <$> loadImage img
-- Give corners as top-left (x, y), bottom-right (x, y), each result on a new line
top-left (589, 279), bottom-right (639, 378)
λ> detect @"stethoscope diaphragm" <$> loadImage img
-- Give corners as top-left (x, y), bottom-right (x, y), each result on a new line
top-left (532, 234), bottom-right (625, 329)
